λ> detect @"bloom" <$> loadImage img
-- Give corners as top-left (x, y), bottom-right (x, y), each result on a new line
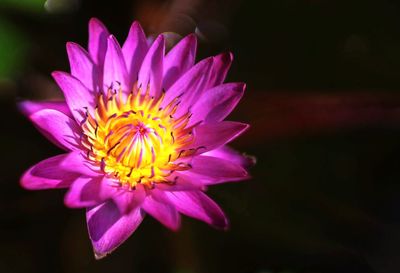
top-left (20, 18), bottom-right (253, 258)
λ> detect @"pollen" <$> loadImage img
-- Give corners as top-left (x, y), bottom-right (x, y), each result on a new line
top-left (80, 83), bottom-right (196, 189)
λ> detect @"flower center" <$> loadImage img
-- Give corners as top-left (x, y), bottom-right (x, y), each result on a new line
top-left (81, 83), bottom-right (196, 189)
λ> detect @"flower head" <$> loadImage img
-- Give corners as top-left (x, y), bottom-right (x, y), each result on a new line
top-left (20, 18), bottom-right (254, 258)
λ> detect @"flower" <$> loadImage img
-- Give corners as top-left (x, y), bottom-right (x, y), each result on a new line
top-left (19, 18), bottom-right (254, 258)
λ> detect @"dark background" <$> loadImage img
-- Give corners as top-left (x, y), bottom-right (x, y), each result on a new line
top-left (1, 0), bottom-right (400, 272)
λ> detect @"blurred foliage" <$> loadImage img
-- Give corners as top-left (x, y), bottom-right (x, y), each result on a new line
top-left (0, 18), bottom-right (28, 80)
top-left (1, 0), bottom-right (45, 12)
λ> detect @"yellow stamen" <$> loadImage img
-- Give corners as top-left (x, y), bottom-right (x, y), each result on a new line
top-left (81, 84), bottom-right (195, 189)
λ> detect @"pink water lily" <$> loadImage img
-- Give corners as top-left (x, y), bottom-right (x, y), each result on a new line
top-left (19, 18), bottom-right (253, 258)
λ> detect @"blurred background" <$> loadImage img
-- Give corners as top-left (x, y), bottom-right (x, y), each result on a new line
top-left (1, 0), bottom-right (400, 272)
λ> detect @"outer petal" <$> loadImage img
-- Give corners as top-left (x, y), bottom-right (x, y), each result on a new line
top-left (163, 34), bottom-right (197, 90)
top-left (60, 151), bottom-right (100, 176)
top-left (122, 21), bottom-right (148, 87)
top-left (30, 109), bottom-right (81, 151)
top-left (64, 176), bottom-right (115, 208)
top-left (189, 82), bottom-right (245, 126)
top-left (203, 146), bottom-right (256, 169)
top-left (184, 155), bottom-right (249, 185)
top-left (137, 35), bottom-right (165, 98)
top-left (142, 190), bottom-right (181, 230)
top-left (187, 121), bottom-right (249, 154)
top-left (88, 18), bottom-right (109, 68)
top-left (67, 42), bottom-right (99, 92)
top-left (112, 185), bottom-right (146, 214)
top-left (103, 35), bottom-right (129, 93)
top-left (20, 154), bottom-right (79, 190)
top-left (86, 200), bottom-right (144, 258)
top-left (18, 100), bottom-right (71, 118)
top-left (164, 191), bottom-right (229, 230)
top-left (52, 71), bottom-right (95, 123)
top-left (207, 52), bottom-right (233, 89)
top-left (162, 57), bottom-right (214, 115)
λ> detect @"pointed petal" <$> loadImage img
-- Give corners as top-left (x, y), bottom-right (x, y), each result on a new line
top-left (142, 190), bottom-right (181, 230)
top-left (137, 35), bottom-right (165, 98)
top-left (60, 151), bottom-right (100, 176)
top-left (112, 185), bottom-right (146, 214)
top-left (207, 52), bottom-right (233, 88)
top-left (163, 34), bottom-right (197, 90)
top-left (86, 200), bottom-right (144, 258)
top-left (189, 82), bottom-right (245, 126)
top-left (187, 121), bottom-right (249, 155)
top-left (203, 146), bottom-right (256, 169)
top-left (163, 57), bottom-right (214, 115)
top-left (20, 154), bottom-right (79, 190)
top-left (88, 18), bottom-right (109, 68)
top-left (52, 71), bottom-right (95, 123)
top-left (122, 21), bottom-right (148, 86)
top-left (30, 109), bottom-right (81, 151)
top-left (164, 191), bottom-right (228, 230)
top-left (184, 155), bottom-right (249, 185)
top-left (67, 42), bottom-right (99, 92)
top-left (18, 100), bottom-right (71, 118)
top-left (103, 35), bottom-right (129, 93)
top-left (64, 176), bottom-right (115, 208)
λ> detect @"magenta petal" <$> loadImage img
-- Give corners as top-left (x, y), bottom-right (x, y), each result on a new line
top-left (207, 52), bottom-right (233, 89)
top-left (163, 57), bottom-right (214, 115)
top-left (112, 186), bottom-right (146, 214)
top-left (142, 190), bottom-right (181, 231)
top-left (164, 191), bottom-right (229, 230)
top-left (18, 100), bottom-right (71, 118)
top-left (155, 173), bottom-right (203, 192)
top-left (60, 151), bottom-right (100, 176)
top-left (203, 146), bottom-right (256, 169)
top-left (189, 82), bottom-right (245, 126)
top-left (86, 200), bottom-right (144, 258)
top-left (163, 34), bottom-right (197, 90)
top-left (21, 154), bottom-right (79, 190)
top-left (67, 42), bottom-right (99, 92)
top-left (103, 35), bottom-right (129, 92)
top-left (122, 21), bottom-right (148, 87)
top-left (64, 176), bottom-right (114, 208)
top-left (137, 35), bottom-right (165, 98)
top-left (88, 18), bottom-right (109, 68)
top-left (188, 121), bottom-right (249, 154)
top-left (185, 155), bottom-right (249, 185)
top-left (52, 71), bottom-right (95, 123)
top-left (30, 109), bottom-right (81, 151)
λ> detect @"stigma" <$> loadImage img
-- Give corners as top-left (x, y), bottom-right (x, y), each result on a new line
top-left (80, 83), bottom-right (196, 189)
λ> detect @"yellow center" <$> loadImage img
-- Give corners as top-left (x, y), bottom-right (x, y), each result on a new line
top-left (80, 83), bottom-right (196, 189)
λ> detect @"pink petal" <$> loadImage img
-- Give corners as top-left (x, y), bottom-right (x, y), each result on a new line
top-left (60, 151), bottom-right (100, 176)
top-left (155, 173), bottom-right (203, 192)
top-left (88, 18), bottom-right (109, 68)
top-left (52, 71), bottom-right (95, 123)
top-left (122, 21), bottom-right (148, 87)
top-left (20, 154), bottom-right (80, 190)
top-left (103, 35), bottom-right (129, 93)
top-left (86, 200), bottom-right (144, 258)
top-left (67, 42), bottom-right (99, 92)
top-left (164, 191), bottom-right (228, 230)
top-left (137, 35), bottom-right (165, 98)
top-left (186, 121), bottom-right (249, 155)
top-left (142, 190), bottom-right (181, 231)
top-left (64, 176), bottom-right (114, 208)
top-left (184, 155), bottom-right (249, 185)
top-left (162, 57), bottom-right (214, 116)
top-left (189, 82), bottom-right (245, 126)
top-left (112, 185), bottom-right (146, 214)
top-left (18, 100), bottom-right (71, 118)
top-left (207, 52), bottom-right (233, 89)
top-left (203, 146), bottom-right (256, 169)
top-left (163, 34), bottom-right (197, 90)
top-left (30, 109), bottom-right (81, 151)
